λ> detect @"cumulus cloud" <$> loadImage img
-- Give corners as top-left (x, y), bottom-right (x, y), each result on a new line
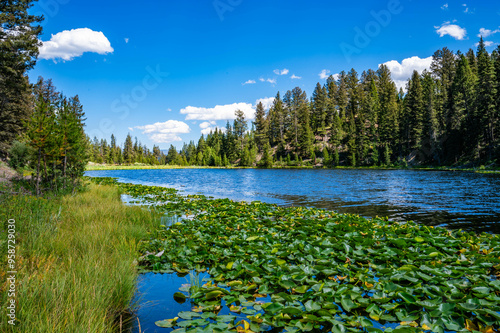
top-left (199, 121), bottom-right (216, 129)
top-left (134, 120), bottom-right (190, 143)
top-left (267, 78), bottom-right (277, 84)
top-left (39, 28), bottom-right (114, 61)
top-left (243, 79), bottom-right (256, 85)
top-left (181, 97), bottom-right (278, 123)
top-left (256, 97), bottom-right (275, 110)
top-left (441, 3), bottom-right (448, 10)
top-left (478, 27), bottom-right (500, 38)
top-left (124, 38), bottom-right (129, 43)
top-left (435, 22), bottom-right (467, 40)
top-left (319, 69), bottom-right (331, 80)
top-left (274, 68), bottom-right (289, 75)
top-left (181, 103), bottom-right (256, 121)
top-left (475, 40), bottom-right (497, 47)
top-left (291, 74), bottom-right (302, 79)
top-left (199, 121), bottom-right (222, 135)
top-left (381, 56), bottom-right (433, 91)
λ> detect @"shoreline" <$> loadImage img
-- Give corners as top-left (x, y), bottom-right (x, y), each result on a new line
top-left (85, 163), bottom-right (500, 174)
top-left (0, 182), bottom-right (161, 332)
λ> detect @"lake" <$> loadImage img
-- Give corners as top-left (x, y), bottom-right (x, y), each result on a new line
top-left (85, 168), bottom-right (500, 332)
top-left (86, 168), bottom-right (500, 233)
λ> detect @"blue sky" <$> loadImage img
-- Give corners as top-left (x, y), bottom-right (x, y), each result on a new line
top-left (29, 0), bottom-right (500, 149)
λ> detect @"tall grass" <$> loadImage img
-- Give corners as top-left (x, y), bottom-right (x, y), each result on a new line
top-left (0, 183), bottom-right (161, 332)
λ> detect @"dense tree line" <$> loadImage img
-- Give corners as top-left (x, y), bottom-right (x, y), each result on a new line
top-left (94, 39), bottom-right (499, 168)
top-left (0, 0), bottom-right (42, 156)
top-left (1, 1), bottom-right (88, 194)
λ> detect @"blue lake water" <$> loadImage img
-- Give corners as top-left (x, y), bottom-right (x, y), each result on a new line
top-left (86, 168), bottom-right (500, 233)
top-left (85, 168), bottom-right (500, 332)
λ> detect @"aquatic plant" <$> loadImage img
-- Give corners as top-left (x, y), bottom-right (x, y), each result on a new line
top-left (90, 177), bottom-right (500, 332)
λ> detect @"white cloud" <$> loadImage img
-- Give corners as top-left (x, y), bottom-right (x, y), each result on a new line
top-left (381, 56), bottom-right (433, 91)
top-left (243, 79), bottom-right (256, 85)
top-left (166, 108), bottom-right (172, 112)
top-left (199, 121), bottom-right (216, 129)
top-left (39, 28), bottom-right (114, 61)
top-left (435, 22), bottom-right (467, 40)
top-left (124, 38), bottom-right (129, 43)
top-left (441, 3), bottom-right (448, 10)
top-left (258, 77), bottom-right (277, 84)
top-left (181, 103), bottom-right (256, 121)
top-left (478, 27), bottom-right (500, 38)
top-left (256, 97), bottom-right (275, 110)
top-left (273, 68), bottom-right (289, 75)
top-left (199, 121), bottom-right (222, 135)
top-left (319, 69), bottom-right (331, 80)
top-left (475, 40), bottom-right (497, 47)
top-left (181, 97), bottom-right (276, 123)
top-left (461, 4), bottom-right (473, 13)
top-left (134, 120), bottom-right (190, 143)
top-left (201, 127), bottom-right (225, 135)
top-left (291, 74), bottom-right (302, 79)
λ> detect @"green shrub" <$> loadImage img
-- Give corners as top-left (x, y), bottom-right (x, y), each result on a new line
top-left (8, 140), bottom-right (32, 170)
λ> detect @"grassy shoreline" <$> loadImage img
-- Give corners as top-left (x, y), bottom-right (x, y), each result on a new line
top-left (85, 162), bottom-right (500, 174)
top-left (0, 183), bottom-right (161, 332)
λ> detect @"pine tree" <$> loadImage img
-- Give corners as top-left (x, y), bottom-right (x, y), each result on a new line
top-left (166, 144), bottom-right (178, 164)
top-left (123, 134), bottom-right (134, 164)
top-left (377, 64), bottom-right (399, 163)
top-left (476, 38), bottom-right (497, 161)
top-left (330, 111), bottom-right (343, 166)
top-left (311, 83), bottom-right (328, 137)
top-left (0, 0), bottom-right (43, 156)
top-left (421, 71), bottom-right (441, 164)
top-left (322, 147), bottom-right (331, 167)
top-left (449, 55), bottom-right (476, 163)
top-left (325, 74), bottom-right (338, 133)
top-left (285, 87), bottom-right (308, 154)
top-left (261, 143), bottom-right (273, 168)
top-left (254, 101), bottom-right (268, 151)
top-left (297, 101), bottom-right (313, 157)
top-left (364, 78), bottom-right (380, 165)
top-left (347, 110), bottom-right (357, 166)
top-left (268, 92), bottom-right (285, 147)
top-left (336, 71), bottom-right (349, 119)
top-left (405, 70), bottom-right (425, 153)
top-left (234, 109), bottom-right (248, 156)
top-left (63, 95), bottom-right (87, 180)
top-left (466, 48), bottom-right (477, 76)
top-left (25, 77), bottom-right (57, 194)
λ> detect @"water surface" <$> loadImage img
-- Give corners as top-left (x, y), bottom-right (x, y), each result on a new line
top-left (85, 168), bottom-right (500, 332)
top-left (86, 168), bottom-right (500, 233)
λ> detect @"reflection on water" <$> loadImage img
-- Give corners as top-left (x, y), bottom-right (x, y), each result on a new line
top-left (85, 169), bottom-right (500, 332)
top-left (86, 168), bottom-right (500, 233)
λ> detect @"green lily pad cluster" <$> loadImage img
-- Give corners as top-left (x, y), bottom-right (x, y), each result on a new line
top-left (89, 177), bottom-right (500, 333)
